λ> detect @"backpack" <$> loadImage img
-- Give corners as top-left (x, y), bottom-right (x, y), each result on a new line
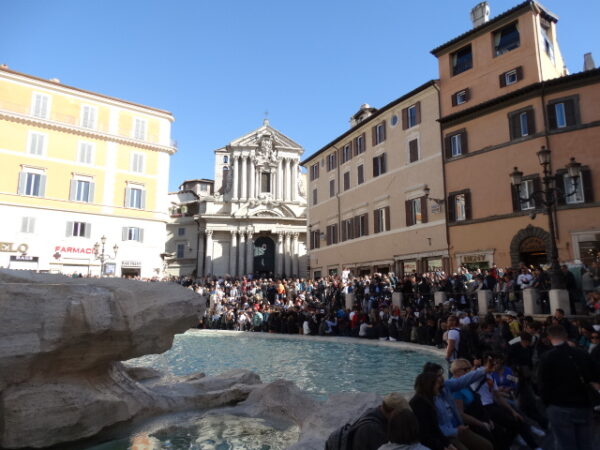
top-left (325, 413), bottom-right (382, 450)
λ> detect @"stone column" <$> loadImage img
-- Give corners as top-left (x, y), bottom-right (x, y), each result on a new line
top-left (434, 291), bottom-right (447, 306)
top-left (249, 158), bottom-right (255, 200)
top-left (246, 232), bottom-right (254, 276)
top-left (477, 290), bottom-right (491, 315)
top-left (291, 159), bottom-right (297, 202)
top-left (392, 292), bottom-right (402, 309)
top-left (284, 232), bottom-right (292, 276)
top-left (523, 288), bottom-right (541, 316)
top-left (238, 231), bottom-right (246, 276)
top-left (232, 156), bottom-right (239, 201)
top-left (229, 230), bottom-right (237, 276)
top-left (197, 229), bottom-right (205, 278)
top-left (204, 229), bottom-right (213, 276)
top-left (283, 158), bottom-right (289, 202)
top-left (277, 159), bottom-right (283, 201)
top-left (292, 232), bottom-right (299, 276)
top-left (276, 232), bottom-right (284, 276)
top-left (241, 155), bottom-right (247, 200)
top-left (549, 289), bottom-right (570, 314)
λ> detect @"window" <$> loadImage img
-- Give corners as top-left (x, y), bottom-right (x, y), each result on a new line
top-left (518, 179), bottom-right (536, 210)
top-left (310, 163), bottom-right (319, 181)
top-left (354, 133), bottom-right (365, 155)
top-left (341, 218), bottom-right (354, 241)
top-left (67, 221), bottom-right (91, 238)
top-left (312, 188), bottom-right (318, 205)
top-left (445, 130), bottom-right (468, 158)
top-left (176, 243), bottom-right (185, 259)
top-left (200, 183), bottom-right (208, 192)
top-left (559, 169), bottom-right (593, 205)
top-left (391, 115), bottom-right (399, 126)
top-left (18, 170), bottom-right (46, 197)
top-left (70, 179), bottom-right (94, 203)
top-left (407, 105), bottom-right (417, 127)
top-left (28, 132), bottom-right (46, 156)
top-left (547, 97), bottom-right (579, 129)
top-left (564, 174), bottom-right (585, 205)
top-left (327, 152), bottom-right (337, 171)
top-left (372, 121), bottom-right (386, 145)
top-left (401, 102), bottom-right (422, 130)
top-left (373, 154), bottom-right (386, 177)
top-left (178, 227), bottom-right (186, 236)
top-left (125, 185), bottom-right (145, 209)
top-left (356, 213), bottom-right (368, 237)
top-left (342, 143), bottom-right (352, 163)
top-left (509, 108), bottom-right (535, 139)
top-left (452, 45), bottom-right (472, 76)
top-left (80, 105), bottom-right (97, 129)
top-left (122, 226), bottom-right (144, 242)
top-left (408, 139), bottom-right (419, 163)
top-left (329, 179), bottom-right (335, 197)
top-left (374, 207), bottom-right (391, 233)
top-left (452, 89), bottom-right (470, 106)
top-left (499, 67), bottom-right (523, 87)
top-left (310, 228), bottom-right (320, 249)
top-left (540, 23), bottom-right (554, 61)
top-left (357, 165), bottom-right (364, 185)
top-left (448, 191), bottom-right (471, 222)
top-left (223, 155), bottom-right (229, 163)
top-left (21, 217), bottom-right (35, 233)
top-left (494, 22), bottom-right (520, 56)
top-left (131, 152), bottom-right (145, 173)
top-left (405, 197), bottom-right (427, 226)
top-left (31, 93), bottom-right (50, 119)
top-left (133, 118), bottom-right (147, 140)
top-left (326, 224), bottom-right (338, 245)
top-left (343, 171), bottom-right (350, 191)
top-left (78, 142), bottom-right (94, 164)
top-left (261, 172), bottom-right (271, 193)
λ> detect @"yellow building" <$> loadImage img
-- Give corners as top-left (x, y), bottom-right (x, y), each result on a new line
top-left (0, 65), bottom-right (176, 277)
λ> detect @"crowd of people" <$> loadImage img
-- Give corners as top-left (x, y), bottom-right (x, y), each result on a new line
top-left (173, 265), bottom-right (600, 450)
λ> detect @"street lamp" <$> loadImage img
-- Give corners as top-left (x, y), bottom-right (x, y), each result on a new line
top-left (424, 185), bottom-right (445, 206)
top-left (509, 146), bottom-right (582, 289)
top-left (93, 235), bottom-right (118, 276)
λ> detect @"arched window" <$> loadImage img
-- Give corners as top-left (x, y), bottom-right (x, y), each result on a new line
top-left (223, 155), bottom-right (229, 164)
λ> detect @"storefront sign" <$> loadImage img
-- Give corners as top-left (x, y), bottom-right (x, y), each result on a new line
top-left (121, 260), bottom-right (142, 268)
top-left (0, 242), bottom-right (28, 253)
top-left (10, 255), bottom-right (39, 262)
top-left (54, 245), bottom-right (94, 255)
top-left (462, 254), bottom-right (487, 263)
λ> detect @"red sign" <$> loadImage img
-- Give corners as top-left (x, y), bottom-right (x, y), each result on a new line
top-left (54, 246), bottom-right (94, 255)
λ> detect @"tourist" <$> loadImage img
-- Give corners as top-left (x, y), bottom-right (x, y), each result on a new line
top-left (377, 408), bottom-right (430, 450)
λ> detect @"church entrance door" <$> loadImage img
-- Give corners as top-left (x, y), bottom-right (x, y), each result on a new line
top-left (253, 236), bottom-right (275, 277)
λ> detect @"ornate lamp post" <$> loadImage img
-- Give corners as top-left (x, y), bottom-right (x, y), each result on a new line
top-left (509, 146), bottom-right (582, 289)
top-left (93, 235), bottom-right (118, 276)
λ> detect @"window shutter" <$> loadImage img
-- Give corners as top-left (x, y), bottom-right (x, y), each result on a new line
top-left (371, 126), bottom-right (377, 146)
top-left (373, 209), bottom-right (380, 233)
top-left (353, 137), bottom-right (359, 156)
top-left (464, 191), bottom-right (472, 220)
top-left (447, 195), bottom-right (456, 222)
top-left (363, 213), bottom-right (369, 235)
top-left (39, 175), bottom-right (46, 197)
top-left (69, 180), bottom-right (77, 201)
top-left (66, 221), bottom-right (73, 237)
top-left (402, 107), bottom-right (408, 130)
top-left (460, 131), bottom-right (469, 154)
top-left (18, 172), bottom-right (26, 194)
top-left (526, 110), bottom-right (536, 134)
top-left (139, 228), bottom-right (144, 243)
top-left (21, 217), bottom-right (28, 233)
top-left (141, 190), bottom-right (146, 209)
top-left (125, 187), bottom-right (131, 207)
top-left (546, 103), bottom-right (557, 129)
top-left (564, 99), bottom-right (577, 126)
top-left (381, 153), bottom-right (387, 174)
top-left (516, 66), bottom-right (524, 81)
top-left (88, 182), bottom-right (95, 203)
top-left (464, 88), bottom-right (471, 101)
top-left (415, 101), bottom-right (421, 124)
top-left (532, 177), bottom-right (542, 209)
top-left (84, 223), bottom-right (91, 239)
top-left (499, 72), bottom-right (507, 88)
top-left (122, 227), bottom-right (128, 241)
top-left (348, 140), bottom-right (353, 159)
top-left (511, 184), bottom-right (521, 211)
top-left (409, 139), bottom-right (419, 163)
top-left (581, 168), bottom-right (593, 203)
top-left (350, 217), bottom-right (356, 238)
top-left (420, 197), bottom-right (428, 224)
top-left (444, 135), bottom-right (452, 159)
top-left (382, 121), bottom-right (387, 141)
top-left (405, 201), bottom-right (414, 226)
top-left (384, 206), bottom-right (391, 230)
top-left (554, 172), bottom-right (566, 206)
top-left (372, 157), bottom-right (378, 177)
top-left (451, 93), bottom-right (457, 107)
top-left (509, 113), bottom-right (520, 140)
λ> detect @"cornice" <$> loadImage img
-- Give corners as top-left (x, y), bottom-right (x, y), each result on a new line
top-left (0, 109), bottom-right (177, 154)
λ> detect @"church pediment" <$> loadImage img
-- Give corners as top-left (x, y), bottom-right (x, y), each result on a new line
top-left (228, 120), bottom-right (303, 153)
top-left (233, 200), bottom-right (298, 219)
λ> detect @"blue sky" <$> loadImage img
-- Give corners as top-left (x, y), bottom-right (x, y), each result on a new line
top-left (2, 0), bottom-right (598, 191)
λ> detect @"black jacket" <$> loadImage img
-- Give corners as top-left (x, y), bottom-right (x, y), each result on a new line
top-left (409, 394), bottom-right (450, 450)
top-left (537, 342), bottom-right (600, 407)
top-left (351, 407), bottom-right (387, 450)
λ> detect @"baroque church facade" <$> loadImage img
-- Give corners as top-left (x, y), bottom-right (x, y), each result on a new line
top-left (166, 120), bottom-right (308, 278)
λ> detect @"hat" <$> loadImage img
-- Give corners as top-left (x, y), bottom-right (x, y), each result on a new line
top-left (505, 310), bottom-right (518, 317)
top-left (382, 392), bottom-right (409, 411)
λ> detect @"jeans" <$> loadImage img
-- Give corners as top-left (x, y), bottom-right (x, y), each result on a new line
top-left (547, 405), bottom-right (593, 450)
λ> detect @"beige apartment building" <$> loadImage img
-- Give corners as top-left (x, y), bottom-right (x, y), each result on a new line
top-left (301, 81), bottom-right (449, 278)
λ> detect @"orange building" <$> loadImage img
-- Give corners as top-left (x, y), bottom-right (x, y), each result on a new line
top-left (432, 1), bottom-right (599, 270)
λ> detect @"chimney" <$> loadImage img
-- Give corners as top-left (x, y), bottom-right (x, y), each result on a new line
top-left (583, 53), bottom-right (596, 71)
top-left (49, 78), bottom-right (61, 83)
top-left (349, 103), bottom-right (377, 128)
top-left (470, 2), bottom-right (490, 28)
top-left (0, 64), bottom-right (8, 69)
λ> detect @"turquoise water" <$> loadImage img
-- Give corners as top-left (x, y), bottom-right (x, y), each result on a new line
top-left (129, 330), bottom-right (445, 397)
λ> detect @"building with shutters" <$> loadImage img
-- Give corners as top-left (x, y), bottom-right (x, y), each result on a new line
top-left (165, 120), bottom-right (308, 278)
top-left (0, 65), bottom-right (175, 277)
top-left (300, 81), bottom-right (450, 278)
top-left (432, 0), bottom-right (600, 270)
